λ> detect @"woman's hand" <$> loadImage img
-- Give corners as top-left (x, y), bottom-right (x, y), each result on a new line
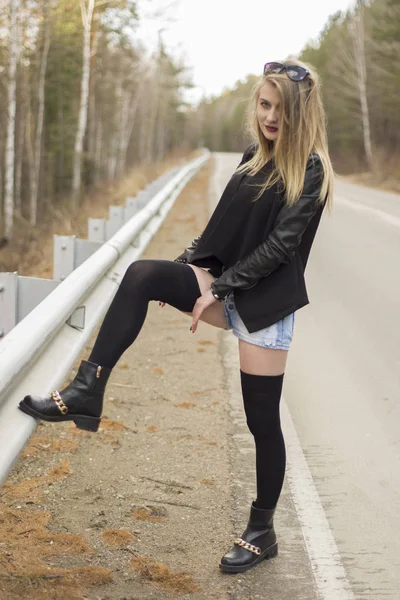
top-left (191, 288), bottom-right (217, 334)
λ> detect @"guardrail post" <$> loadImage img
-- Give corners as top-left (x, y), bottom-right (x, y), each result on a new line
top-left (53, 235), bottom-right (105, 281)
top-left (53, 235), bottom-right (76, 281)
top-left (136, 190), bottom-right (151, 209)
top-left (125, 197), bottom-right (139, 221)
top-left (106, 206), bottom-right (125, 240)
top-left (0, 274), bottom-right (61, 339)
top-left (17, 277), bottom-right (60, 323)
top-left (146, 182), bottom-right (160, 196)
top-left (88, 218), bottom-right (106, 242)
top-left (0, 272), bottom-right (18, 338)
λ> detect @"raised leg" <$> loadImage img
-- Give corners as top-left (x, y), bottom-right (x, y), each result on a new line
top-left (19, 260), bottom-right (209, 429)
top-left (89, 259), bottom-right (205, 368)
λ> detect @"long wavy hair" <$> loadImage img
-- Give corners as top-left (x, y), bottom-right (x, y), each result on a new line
top-left (238, 57), bottom-right (334, 213)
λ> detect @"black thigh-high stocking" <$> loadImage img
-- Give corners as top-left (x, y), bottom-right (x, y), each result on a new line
top-left (240, 370), bottom-right (286, 509)
top-left (89, 260), bottom-right (201, 369)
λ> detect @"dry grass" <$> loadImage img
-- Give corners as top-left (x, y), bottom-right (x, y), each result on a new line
top-left (340, 171), bottom-right (400, 193)
top-left (152, 367), bottom-right (165, 375)
top-left (334, 148), bottom-right (400, 193)
top-left (146, 425), bottom-right (160, 433)
top-left (1, 459), bottom-right (71, 503)
top-left (101, 529), bottom-right (134, 547)
top-left (132, 506), bottom-right (167, 523)
top-left (0, 461), bottom-right (112, 600)
top-left (0, 566), bottom-right (113, 600)
top-left (131, 555), bottom-right (199, 595)
top-left (99, 417), bottom-right (128, 432)
top-left (22, 437), bottom-right (78, 458)
top-left (99, 433), bottom-right (121, 446)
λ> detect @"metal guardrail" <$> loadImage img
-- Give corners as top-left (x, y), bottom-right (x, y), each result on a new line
top-left (0, 152), bottom-right (209, 487)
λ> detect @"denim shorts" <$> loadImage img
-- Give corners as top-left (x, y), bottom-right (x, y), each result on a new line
top-left (223, 295), bottom-right (295, 350)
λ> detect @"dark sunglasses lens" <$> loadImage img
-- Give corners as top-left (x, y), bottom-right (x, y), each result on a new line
top-left (286, 66), bottom-right (308, 81)
top-left (264, 62), bottom-right (284, 74)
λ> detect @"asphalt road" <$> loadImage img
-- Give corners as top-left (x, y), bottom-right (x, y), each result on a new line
top-left (213, 152), bottom-right (400, 600)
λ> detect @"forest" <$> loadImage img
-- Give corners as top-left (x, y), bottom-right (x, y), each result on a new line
top-left (0, 0), bottom-right (399, 251)
top-left (199, 0), bottom-right (400, 175)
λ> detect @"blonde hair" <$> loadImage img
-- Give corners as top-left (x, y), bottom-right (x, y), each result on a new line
top-left (238, 57), bottom-right (334, 213)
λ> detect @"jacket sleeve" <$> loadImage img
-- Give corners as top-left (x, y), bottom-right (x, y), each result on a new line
top-left (210, 154), bottom-right (325, 299)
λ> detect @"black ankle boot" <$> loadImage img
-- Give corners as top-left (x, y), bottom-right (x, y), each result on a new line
top-left (18, 360), bottom-right (111, 432)
top-left (219, 502), bottom-right (278, 573)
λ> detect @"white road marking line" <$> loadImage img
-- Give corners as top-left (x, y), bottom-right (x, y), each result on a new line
top-left (335, 195), bottom-right (400, 228)
top-left (281, 398), bottom-right (356, 600)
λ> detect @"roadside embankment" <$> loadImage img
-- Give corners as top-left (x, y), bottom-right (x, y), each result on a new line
top-left (0, 158), bottom-right (235, 600)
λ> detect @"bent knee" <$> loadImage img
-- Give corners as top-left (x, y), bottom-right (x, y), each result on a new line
top-left (246, 415), bottom-right (281, 438)
top-left (123, 259), bottom-right (164, 283)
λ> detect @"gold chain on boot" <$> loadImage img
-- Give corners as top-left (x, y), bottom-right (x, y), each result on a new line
top-left (234, 538), bottom-right (261, 555)
top-left (51, 391), bottom-right (68, 415)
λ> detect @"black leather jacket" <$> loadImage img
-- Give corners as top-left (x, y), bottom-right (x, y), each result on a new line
top-left (175, 150), bottom-right (327, 331)
top-left (212, 153), bottom-right (324, 298)
top-left (177, 153), bottom-right (324, 294)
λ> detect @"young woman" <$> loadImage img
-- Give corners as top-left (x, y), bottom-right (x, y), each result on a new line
top-left (19, 58), bottom-right (334, 574)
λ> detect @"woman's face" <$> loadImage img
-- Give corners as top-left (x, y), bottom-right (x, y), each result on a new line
top-left (256, 81), bottom-right (281, 142)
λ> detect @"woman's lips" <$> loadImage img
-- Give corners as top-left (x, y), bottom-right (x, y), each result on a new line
top-left (266, 126), bottom-right (278, 132)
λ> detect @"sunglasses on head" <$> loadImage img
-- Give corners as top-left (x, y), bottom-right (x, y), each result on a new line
top-left (263, 62), bottom-right (310, 82)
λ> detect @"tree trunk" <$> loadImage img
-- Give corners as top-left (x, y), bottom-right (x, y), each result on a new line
top-left (115, 88), bottom-right (129, 178)
top-left (15, 69), bottom-right (25, 215)
top-left (351, 5), bottom-right (373, 170)
top-left (56, 76), bottom-right (65, 190)
top-left (108, 74), bottom-right (122, 180)
top-left (71, 0), bottom-right (95, 206)
top-left (30, 0), bottom-right (53, 226)
top-left (25, 75), bottom-right (35, 214)
top-left (94, 113), bottom-right (102, 185)
top-left (87, 22), bottom-right (98, 186)
top-left (145, 79), bottom-right (158, 162)
top-left (4, 0), bottom-right (20, 240)
top-left (118, 83), bottom-right (142, 175)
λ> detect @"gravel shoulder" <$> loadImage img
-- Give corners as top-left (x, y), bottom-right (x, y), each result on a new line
top-left (0, 159), bottom-right (235, 600)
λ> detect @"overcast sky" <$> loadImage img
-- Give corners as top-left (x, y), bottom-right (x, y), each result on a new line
top-left (137, 0), bottom-right (356, 101)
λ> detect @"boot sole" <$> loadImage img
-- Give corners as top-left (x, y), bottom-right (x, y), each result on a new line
top-left (219, 542), bottom-right (278, 573)
top-left (18, 402), bottom-right (101, 432)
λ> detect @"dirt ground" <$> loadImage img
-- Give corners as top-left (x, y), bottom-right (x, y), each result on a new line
top-left (0, 160), bottom-right (238, 600)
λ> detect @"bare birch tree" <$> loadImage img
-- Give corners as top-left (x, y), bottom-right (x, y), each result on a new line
top-left (71, 0), bottom-right (95, 206)
top-left (15, 67), bottom-right (26, 215)
top-left (349, 0), bottom-right (373, 170)
top-left (30, 0), bottom-right (56, 226)
top-left (4, 0), bottom-right (20, 240)
top-left (117, 79), bottom-right (144, 176)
